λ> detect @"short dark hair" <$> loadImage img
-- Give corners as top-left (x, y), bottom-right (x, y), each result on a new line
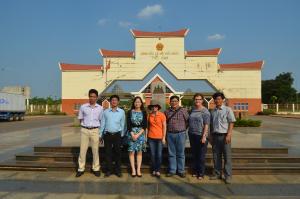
top-left (193, 93), bottom-right (204, 100)
top-left (170, 95), bottom-right (180, 102)
top-left (212, 92), bottom-right (225, 100)
top-left (110, 95), bottom-right (120, 101)
top-left (88, 89), bottom-right (98, 97)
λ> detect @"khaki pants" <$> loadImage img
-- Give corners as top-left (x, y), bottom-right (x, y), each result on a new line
top-left (78, 128), bottom-right (100, 172)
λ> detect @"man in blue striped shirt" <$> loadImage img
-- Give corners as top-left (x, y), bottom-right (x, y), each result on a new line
top-left (99, 95), bottom-right (126, 177)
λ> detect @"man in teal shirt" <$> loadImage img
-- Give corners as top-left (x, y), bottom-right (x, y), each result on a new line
top-left (99, 95), bottom-right (125, 177)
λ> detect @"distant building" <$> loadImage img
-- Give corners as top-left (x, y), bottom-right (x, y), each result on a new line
top-left (59, 28), bottom-right (264, 115)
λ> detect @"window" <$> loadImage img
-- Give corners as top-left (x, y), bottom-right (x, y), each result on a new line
top-left (142, 85), bottom-right (151, 93)
top-left (233, 103), bottom-right (248, 111)
top-left (74, 103), bottom-right (81, 111)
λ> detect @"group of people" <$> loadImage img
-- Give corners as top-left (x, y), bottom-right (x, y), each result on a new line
top-left (76, 89), bottom-right (236, 184)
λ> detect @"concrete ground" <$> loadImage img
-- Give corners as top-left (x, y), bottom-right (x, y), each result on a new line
top-left (238, 115), bottom-right (300, 155)
top-left (0, 115), bottom-right (300, 198)
top-left (0, 170), bottom-right (300, 199)
top-left (0, 115), bottom-right (74, 134)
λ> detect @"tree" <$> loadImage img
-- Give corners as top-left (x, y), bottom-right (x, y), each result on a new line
top-left (262, 72), bottom-right (297, 103)
top-left (270, 96), bottom-right (277, 104)
top-left (30, 96), bottom-right (61, 105)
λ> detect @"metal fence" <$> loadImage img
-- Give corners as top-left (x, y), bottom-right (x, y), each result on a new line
top-left (262, 104), bottom-right (300, 113)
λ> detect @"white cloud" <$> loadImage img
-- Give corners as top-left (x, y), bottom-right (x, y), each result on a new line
top-left (97, 18), bottom-right (108, 26)
top-left (207, 34), bottom-right (225, 41)
top-left (137, 4), bottom-right (163, 19)
top-left (118, 21), bottom-right (133, 28)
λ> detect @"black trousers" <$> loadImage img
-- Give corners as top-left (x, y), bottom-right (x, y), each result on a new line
top-left (104, 133), bottom-right (122, 173)
top-left (189, 133), bottom-right (208, 177)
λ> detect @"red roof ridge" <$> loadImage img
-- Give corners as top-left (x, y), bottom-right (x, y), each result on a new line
top-left (99, 49), bottom-right (134, 58)
top-left (59, 62), bottom-right (103, 71)
top-left (186, 48), bottom-right (222, 57)
top-left (219, 60), bottom-right (264, 70)
top-left (130, 28), bottom-right (189, 38)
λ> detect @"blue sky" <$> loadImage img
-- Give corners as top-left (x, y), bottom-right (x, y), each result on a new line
top-left (0, 0), bottom-right (299, 97)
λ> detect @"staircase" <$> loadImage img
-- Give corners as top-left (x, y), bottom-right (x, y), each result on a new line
top-left (0, 146), bottom-right (300, 174)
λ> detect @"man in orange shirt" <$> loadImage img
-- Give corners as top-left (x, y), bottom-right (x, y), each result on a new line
top-left (147, 100), bottom-right (166, 178)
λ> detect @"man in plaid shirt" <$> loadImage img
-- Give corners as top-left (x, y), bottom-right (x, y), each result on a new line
top-left (165, 95), bottom-right (189, 178)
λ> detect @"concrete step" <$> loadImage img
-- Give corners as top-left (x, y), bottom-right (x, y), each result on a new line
top-left (15, 152), bottom-right (300, 164)
top-left (34, 146), bottom-right (289, 155)
top-left (1, 160), bottom-right (300, 174)
top-left (0, 145), bottom-right (297, 174)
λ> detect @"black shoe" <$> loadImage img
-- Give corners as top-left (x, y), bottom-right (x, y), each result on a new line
top-left (209, 174), bottom-right (222, 180)
top-left (76, 171), bottom-right (84, 177)
top-left (225, 177), bottom-right (232, 184)
top-left (116, 172), bottom-right (123, 178)
top-left (104, 172), bottom-right (111, 177)
top-left (166, 173), bottom-right (174, 177)
top-left (92, 170), bottom-right (101, 177)
top-left (178, 173), bottom-right (186, 178)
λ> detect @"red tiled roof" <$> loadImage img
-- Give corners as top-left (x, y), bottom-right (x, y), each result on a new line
top-left (219, 61), bottom-right (264, 70)
top-left (59, 63), bottom-right (103, 71)
top-left (130, 29), bottom-right (189, 38)
top-left (99, 49), bottom-right (134, 58)
top-left (186, 48), bottom-right (221, 57)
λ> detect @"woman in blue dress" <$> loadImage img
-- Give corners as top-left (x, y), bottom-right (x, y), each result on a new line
top-left (127, 96), bottom-right (147, 177)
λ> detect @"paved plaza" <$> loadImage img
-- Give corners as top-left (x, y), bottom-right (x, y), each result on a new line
top-left (0, 170), bottom-right (300, 198)
top-left (0, 115), bottom-right (299, 198)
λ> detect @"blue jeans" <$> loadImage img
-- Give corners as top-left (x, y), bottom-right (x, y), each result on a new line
top-left (167, 131), bottom-right (186, 174)
top-left (212, 133), bottom-right (232, 177)
top-left (188, 133), bottom-right (208, 177)
top-left (148, 138), bottom-right (163, 172)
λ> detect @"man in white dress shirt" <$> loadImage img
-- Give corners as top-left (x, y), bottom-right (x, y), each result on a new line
top-left (76, 89), bottom-right (103, 177)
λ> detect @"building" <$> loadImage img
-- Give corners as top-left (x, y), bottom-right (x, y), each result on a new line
top-left (59, 29), bottom-right (264, 115)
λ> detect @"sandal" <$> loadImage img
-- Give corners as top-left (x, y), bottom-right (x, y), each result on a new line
top-left (137, 171), bottom-right (142, 177)
top-left (131, 174), bottom-right (136, 177)
top-left (131, 169), bottom-right (136, 177)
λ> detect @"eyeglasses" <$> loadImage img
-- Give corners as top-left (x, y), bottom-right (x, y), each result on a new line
top-left (195, 98), bottom-right (203, 101)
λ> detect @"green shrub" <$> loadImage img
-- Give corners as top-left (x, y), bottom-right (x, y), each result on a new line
top-left (26, 111), bottom-right (45, 116)
top-left (234, 118), bottom-right (262, 127)
top-left (257, 109), bottom-right (276, 115)
top-left (50, 111), bottom-right (66, 115)
top-left (26, 111), bottom-right (66, 116)
top-left (72, 123), bottom-right (81, 127)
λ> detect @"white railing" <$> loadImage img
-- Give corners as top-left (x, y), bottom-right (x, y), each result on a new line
top-left (26, 104), bottom-right (62, 114)
top-left (262, 104), bottom-right (300, 113)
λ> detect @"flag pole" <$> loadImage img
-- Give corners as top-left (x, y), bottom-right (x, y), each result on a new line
top-left (105, 59), bottom-right (108, 87)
